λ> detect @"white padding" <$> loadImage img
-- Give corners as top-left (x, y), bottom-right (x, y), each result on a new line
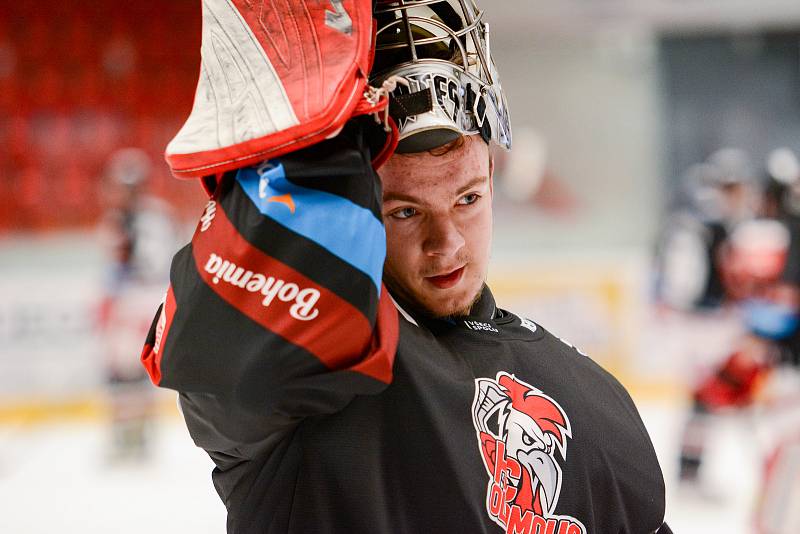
top-left (167, 0), bottom-right (299, 156)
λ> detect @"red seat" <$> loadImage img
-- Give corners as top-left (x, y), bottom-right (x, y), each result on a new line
top-left (2, 0), bottom-right (205, 232)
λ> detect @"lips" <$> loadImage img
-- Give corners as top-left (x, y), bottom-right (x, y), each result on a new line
top-left (426, 266), bottom-right (465, 289)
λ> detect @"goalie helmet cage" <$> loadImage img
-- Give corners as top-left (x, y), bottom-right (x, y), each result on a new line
top-left (371, 0), bottom-right (511, 153)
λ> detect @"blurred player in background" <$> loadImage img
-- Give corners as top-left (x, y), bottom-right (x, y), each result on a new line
top-left (655, 150), bottom-right (763, 487)
top-left (671, 148), bottom-right (800, 519)
top-left (97, 148), bottom-right (178, 462)
top-left (655, 148), bottom-right (760, 312)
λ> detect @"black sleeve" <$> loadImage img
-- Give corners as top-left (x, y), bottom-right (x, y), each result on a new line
top-left (140, 120), bottom-right (399, 436)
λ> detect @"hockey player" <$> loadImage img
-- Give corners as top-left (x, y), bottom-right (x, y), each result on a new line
top-left (654, 148), bottom-right (759, 310)
top-left (98, 148), bottom-right (178, 462)
top-left (677, 148), bottom-right (800, 489)
top-left (141, 1), bottom-right (670, 532)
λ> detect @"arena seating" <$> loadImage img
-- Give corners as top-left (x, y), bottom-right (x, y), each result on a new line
top-left (0, 1), bottom-right (205, 230)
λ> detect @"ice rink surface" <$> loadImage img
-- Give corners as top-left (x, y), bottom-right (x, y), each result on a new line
top-left (0, 399), bottom-right (766, 534)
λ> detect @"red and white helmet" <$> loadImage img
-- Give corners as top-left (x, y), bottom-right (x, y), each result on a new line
top-left (720, 219), bottom-right (790, 300)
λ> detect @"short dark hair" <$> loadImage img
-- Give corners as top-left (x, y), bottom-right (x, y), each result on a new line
top-left (427, 136), bottom-right (493, 174)
top-left (427, 135), bottom-right (466, 157)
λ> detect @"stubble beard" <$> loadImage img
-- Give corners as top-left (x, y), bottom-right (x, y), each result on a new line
top-left (384, 267), bottom-right (486, 320)
top-left (439, 284), bottom-right (485, 319)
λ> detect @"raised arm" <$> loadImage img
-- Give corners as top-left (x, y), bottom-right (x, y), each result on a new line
top-left (142, 118), bottom-right (399, 432)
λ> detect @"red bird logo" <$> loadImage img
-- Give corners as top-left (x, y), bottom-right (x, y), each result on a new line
top-left (472, 372), bottom-right (586, 534)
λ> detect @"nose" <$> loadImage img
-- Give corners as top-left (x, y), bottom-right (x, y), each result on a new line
top-left (422, 214), bottom-right (465, 258)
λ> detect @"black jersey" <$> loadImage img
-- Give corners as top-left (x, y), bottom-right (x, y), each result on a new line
top-left (141, 122), bottom-right (668, 534)
top-left (655, 212), bottom-right (728, 310)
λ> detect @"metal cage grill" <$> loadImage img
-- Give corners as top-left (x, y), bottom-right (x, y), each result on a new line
top-left (371, 0), bottom-right (511, 152)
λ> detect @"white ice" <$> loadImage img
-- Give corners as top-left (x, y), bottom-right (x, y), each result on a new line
top-left (0, 398), bottom-right (766, 534)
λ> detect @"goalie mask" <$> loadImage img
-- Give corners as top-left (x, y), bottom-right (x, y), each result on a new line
top-left (372, 0), bottom-right (512, 153)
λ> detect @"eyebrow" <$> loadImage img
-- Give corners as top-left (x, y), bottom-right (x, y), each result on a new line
top-left (383, 176), bottom-right (488, 204)
top-left (456, 176), bottom-right (489, 196)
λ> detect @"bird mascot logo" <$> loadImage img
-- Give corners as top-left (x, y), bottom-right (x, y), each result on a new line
top-left (472, 372), bottom-right (587, 534)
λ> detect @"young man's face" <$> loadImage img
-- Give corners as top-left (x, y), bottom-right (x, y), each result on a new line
top-left (378, 135), bottom-right (493, 318)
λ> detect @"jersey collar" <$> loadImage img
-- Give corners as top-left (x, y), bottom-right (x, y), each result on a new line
top-left (388, 284), bottom-right (497, 328)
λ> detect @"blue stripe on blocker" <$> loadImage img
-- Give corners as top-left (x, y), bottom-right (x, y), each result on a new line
top-left (236, 162), bottom-right (385, 292)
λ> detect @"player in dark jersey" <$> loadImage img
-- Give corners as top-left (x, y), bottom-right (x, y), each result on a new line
top-left (140, 1), bottom-right (670, 532)
top-left (98, 148), bottom-right (177, 461)
top-left (677, 148), bottom-right (800, 490)
top-left (655, 149), bottom-right (760, 310)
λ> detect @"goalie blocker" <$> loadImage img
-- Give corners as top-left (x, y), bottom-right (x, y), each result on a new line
top-left (165, 0), bottom-right (396, 187)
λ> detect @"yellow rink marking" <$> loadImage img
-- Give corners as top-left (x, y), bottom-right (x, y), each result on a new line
top-left (0, 394), bottom-right (180, 426)
top-left (0, 375), bottom-right (686, 427)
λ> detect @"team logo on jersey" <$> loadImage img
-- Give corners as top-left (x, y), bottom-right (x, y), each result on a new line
top-left (472, 372), bottom-right (586, 534)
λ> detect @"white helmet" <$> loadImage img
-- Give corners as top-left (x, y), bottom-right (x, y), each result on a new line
top-left (372, 0), bottom-right (511, 153)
